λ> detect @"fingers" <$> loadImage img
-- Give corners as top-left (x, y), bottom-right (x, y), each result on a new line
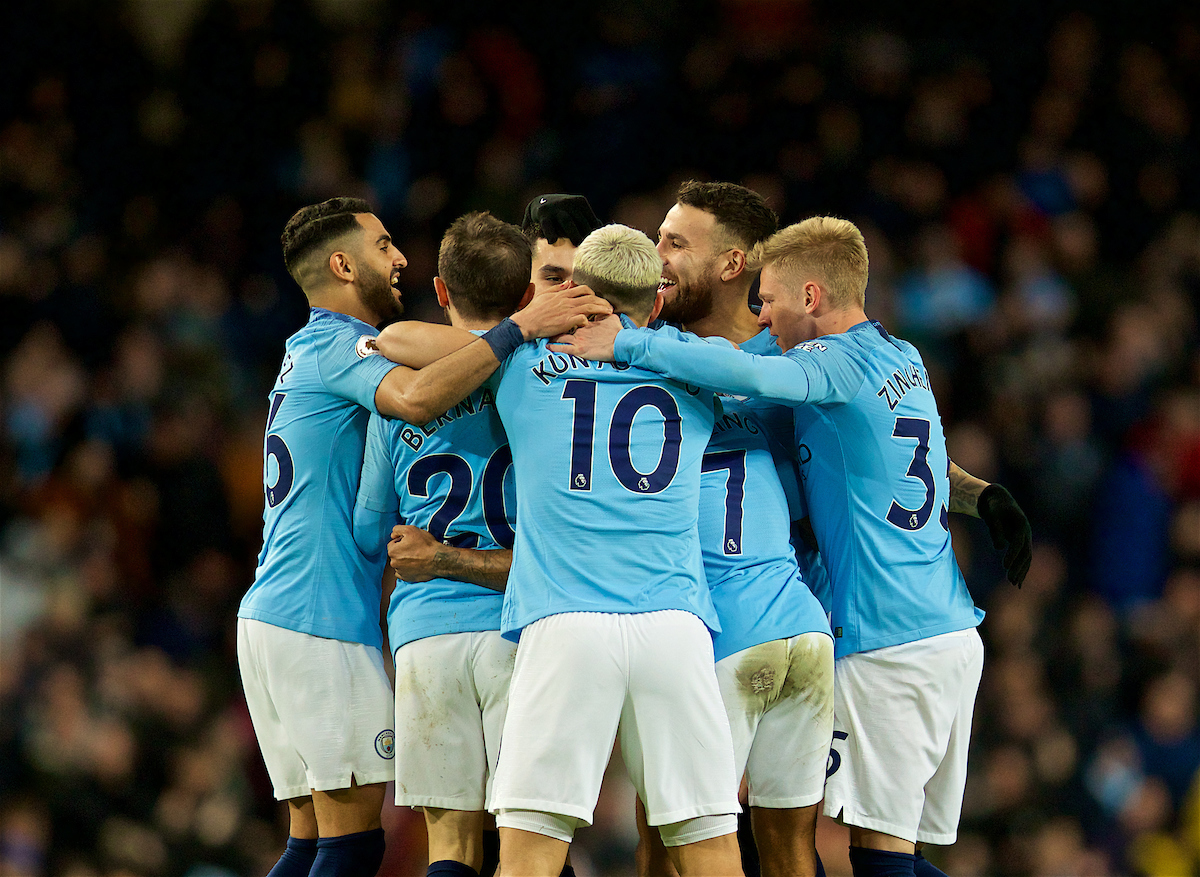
top-left (1008, 547), bottom-right (1032, 588)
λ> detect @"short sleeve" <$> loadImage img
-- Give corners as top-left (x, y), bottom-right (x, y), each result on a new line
top-left (315, 325), bottom-right (398, 413)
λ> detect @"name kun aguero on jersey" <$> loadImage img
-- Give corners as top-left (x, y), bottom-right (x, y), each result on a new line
top-left (875, 359), bottom-right (934, 411)
top-left (526, 349), bottom-right (706, 397)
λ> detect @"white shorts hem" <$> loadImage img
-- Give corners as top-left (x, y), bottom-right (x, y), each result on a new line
top-left (825, 806), bottom-right (917, 844)
top-left (273, 783), bottom-right (311, 802)
top-left (916, 830), bottom-right (958, 846)
top-left (490, 797), bottom-right (594, 825)
top-left (749, 792), bottom-right (824, 810)
top-left (310, 767), bottom-right (393, 793)
top-left (396, 795), bottom-right (486, 811)
top-left (644, 802), bottom-right (741, 826)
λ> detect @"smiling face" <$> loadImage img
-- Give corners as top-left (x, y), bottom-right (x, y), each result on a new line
top-left (756, 264), bottom-right (816, 351)
top-left (655, 203), bottom-right (725, 325)
top-left (530, 237), bottom-right (578, 296)
top-left (353, 213), bottom-right (407, 325)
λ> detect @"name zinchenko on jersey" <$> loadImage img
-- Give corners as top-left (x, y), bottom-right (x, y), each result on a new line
top-left (875, 362), bottom-right (933, 411)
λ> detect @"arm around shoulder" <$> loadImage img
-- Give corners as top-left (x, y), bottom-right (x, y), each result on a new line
top-left (375, 321), bottom-right (477, 368)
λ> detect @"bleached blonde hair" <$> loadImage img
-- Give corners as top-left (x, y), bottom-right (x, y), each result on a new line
top-left (752, 216), bottom-right (869, 309)
top-left (572, 224), bottom-right (662, 319)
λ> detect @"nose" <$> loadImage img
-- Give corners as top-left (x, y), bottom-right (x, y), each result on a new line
top-left (757, 307), bottom-right (770, 327)
top-left (655, 239), bottom-right (669, 262)
top-left (394, 250), bottom-right (408, 269)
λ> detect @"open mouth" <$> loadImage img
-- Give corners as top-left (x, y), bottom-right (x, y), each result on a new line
top-left (390, 273), bottom-right (401, 291)
top-left (657, 276), bottom-right (677, 295)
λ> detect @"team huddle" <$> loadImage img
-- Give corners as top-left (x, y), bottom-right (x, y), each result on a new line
top-left (236, 184), bottom-right (1033, 877)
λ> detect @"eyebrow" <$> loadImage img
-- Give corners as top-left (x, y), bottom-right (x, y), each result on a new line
top-left (376, 234), bottom-right (391, 245)
top-left (538, 264), bottom-right (570, 276)
top-left (661, 231), bottom-right (687, 246)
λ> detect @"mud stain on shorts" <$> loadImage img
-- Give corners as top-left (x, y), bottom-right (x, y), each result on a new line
top-left (779, 633), bottom-right (835, 723)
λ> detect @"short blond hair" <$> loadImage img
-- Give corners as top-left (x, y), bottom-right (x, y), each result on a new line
top-left (753, 216), bottom-right (869, 309)
top-left (572, 224), bottom-right (662, 319)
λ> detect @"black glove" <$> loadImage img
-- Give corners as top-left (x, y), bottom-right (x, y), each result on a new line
top-left (977, 484), bottom-right (1033, 588)
top-left (521, 194), bottom-right (602, 246)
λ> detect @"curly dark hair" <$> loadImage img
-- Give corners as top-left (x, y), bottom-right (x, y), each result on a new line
top-left (676, 181), bottom-right (778, 252)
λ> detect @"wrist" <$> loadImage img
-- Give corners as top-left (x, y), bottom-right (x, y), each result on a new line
top-left (482, 317), bottom-right (526, 360)
top-left (978, 483), bottom-right (1008, 515)
top-left (509, 312), bottom-right (536, 341)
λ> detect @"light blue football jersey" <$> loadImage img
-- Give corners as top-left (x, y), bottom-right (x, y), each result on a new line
top-left (494, 327), bottom-right (721, 640)
top-left (697, 328), bottom-right (830, 661)
top-left (614, 319), bottom-right (984, 658)
top-left (239, 307), bottom-right (397, 648)
top-left (353, 336), bottom-right (515, 651)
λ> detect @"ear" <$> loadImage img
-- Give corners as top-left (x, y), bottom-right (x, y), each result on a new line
top-left (803, 280), bottom-right (822, 315)
top-left (433, 276), bottom-right (450, 308)
top-left (719, 248), bottom-right (747, 283)
top-left (648, 289), bottom-right (665, 323)
top-left (328, 250), bottom-right (354, 283)
top-left (516, 282), bottom-right (535, 311)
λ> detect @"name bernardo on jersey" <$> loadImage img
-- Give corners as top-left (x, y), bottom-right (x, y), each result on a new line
top-left (399, 389), bottom-right (499, 451)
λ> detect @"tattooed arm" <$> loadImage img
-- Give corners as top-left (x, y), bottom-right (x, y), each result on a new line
top-left (948, 461), bottom-right (989, 517)
top-left (387, 524), bottom-right (511, 592)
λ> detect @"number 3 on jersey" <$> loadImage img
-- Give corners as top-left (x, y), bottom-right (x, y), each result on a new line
top-left (561, 380), bottom-right (682, 494)
top-left (264, 392), bottom-right (294, 508)
top-left (886, 416), bottom-right (948, 532)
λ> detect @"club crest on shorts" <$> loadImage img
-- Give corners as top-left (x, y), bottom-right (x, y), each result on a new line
top-left (375, 729), bottom-right (395, 759)
top-left (355, 335), bottom-right (380, 358)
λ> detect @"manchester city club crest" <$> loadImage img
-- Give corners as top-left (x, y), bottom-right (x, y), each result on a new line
top-left (375, 729), bottom-right (395, 759)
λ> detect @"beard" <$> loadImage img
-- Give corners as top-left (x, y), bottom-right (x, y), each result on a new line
top-left (357, 261), bottom-right (404, 327)
top-left (657, 275), bottom-right (715, 326)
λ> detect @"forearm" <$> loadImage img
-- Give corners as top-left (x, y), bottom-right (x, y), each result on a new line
top-left (426, 547), bottom-right (512, 592)
top-left (615, 329), bottom-right (820, 405)
top-left (377, 339), bottom-right (500, 424)
top-left (948, 462), bottom-right (989, 517)
top-left (376, 321), bottom-right (476, 369)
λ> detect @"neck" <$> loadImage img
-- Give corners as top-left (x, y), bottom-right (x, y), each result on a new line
top-left (685, 283), bottom-right (761, 343)
top-left (816, 307), bottom-right (869, 337)
top-left (451, 312), bottom-right (500, 332)
top-left (308, 286), bottom-right (376, 326)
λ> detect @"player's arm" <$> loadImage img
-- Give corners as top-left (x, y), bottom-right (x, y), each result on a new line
top-left (388, 525), bottom-right (511, 592)
top-left (551, 317), bottom-right (863, 406)
top-left (949, 462), bottom-right (1033, 588)
top-left (374, 322), bottom-right (476, 369)
top-left (374, 285), bottom-right (611, 423)
top-left (352, 415), bottom-right (401, 555)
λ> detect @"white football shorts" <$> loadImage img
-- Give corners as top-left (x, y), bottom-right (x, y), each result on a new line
top-left (393, 630), bottom-right (516, 810)
top-left (822, 627), bottom-right (984, 845)
top-left (716, 631), bottom-right (835, 809)
top-left (491, 610), bottom-right (739, 827)
top-left (237, 618), bottom-right (395, 800)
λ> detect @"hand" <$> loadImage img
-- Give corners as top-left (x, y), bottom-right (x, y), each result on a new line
top-left (977, 484), bottom-right (1033, 588)
top-left (522, 194), bottom-right (602, 246)
top-left (387, 525), bottom-right (443, 582)
top-left (547, 313), bottom-right (622, 362)
top-left (511, 283), bottom-right (612, 340)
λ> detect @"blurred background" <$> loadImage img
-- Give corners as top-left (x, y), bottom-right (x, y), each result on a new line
top-left (0, 0), bottom-right (1198, 875)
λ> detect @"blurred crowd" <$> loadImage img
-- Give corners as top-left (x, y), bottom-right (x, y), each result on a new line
top-left (0, 0), bottom-right (1198, 875)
